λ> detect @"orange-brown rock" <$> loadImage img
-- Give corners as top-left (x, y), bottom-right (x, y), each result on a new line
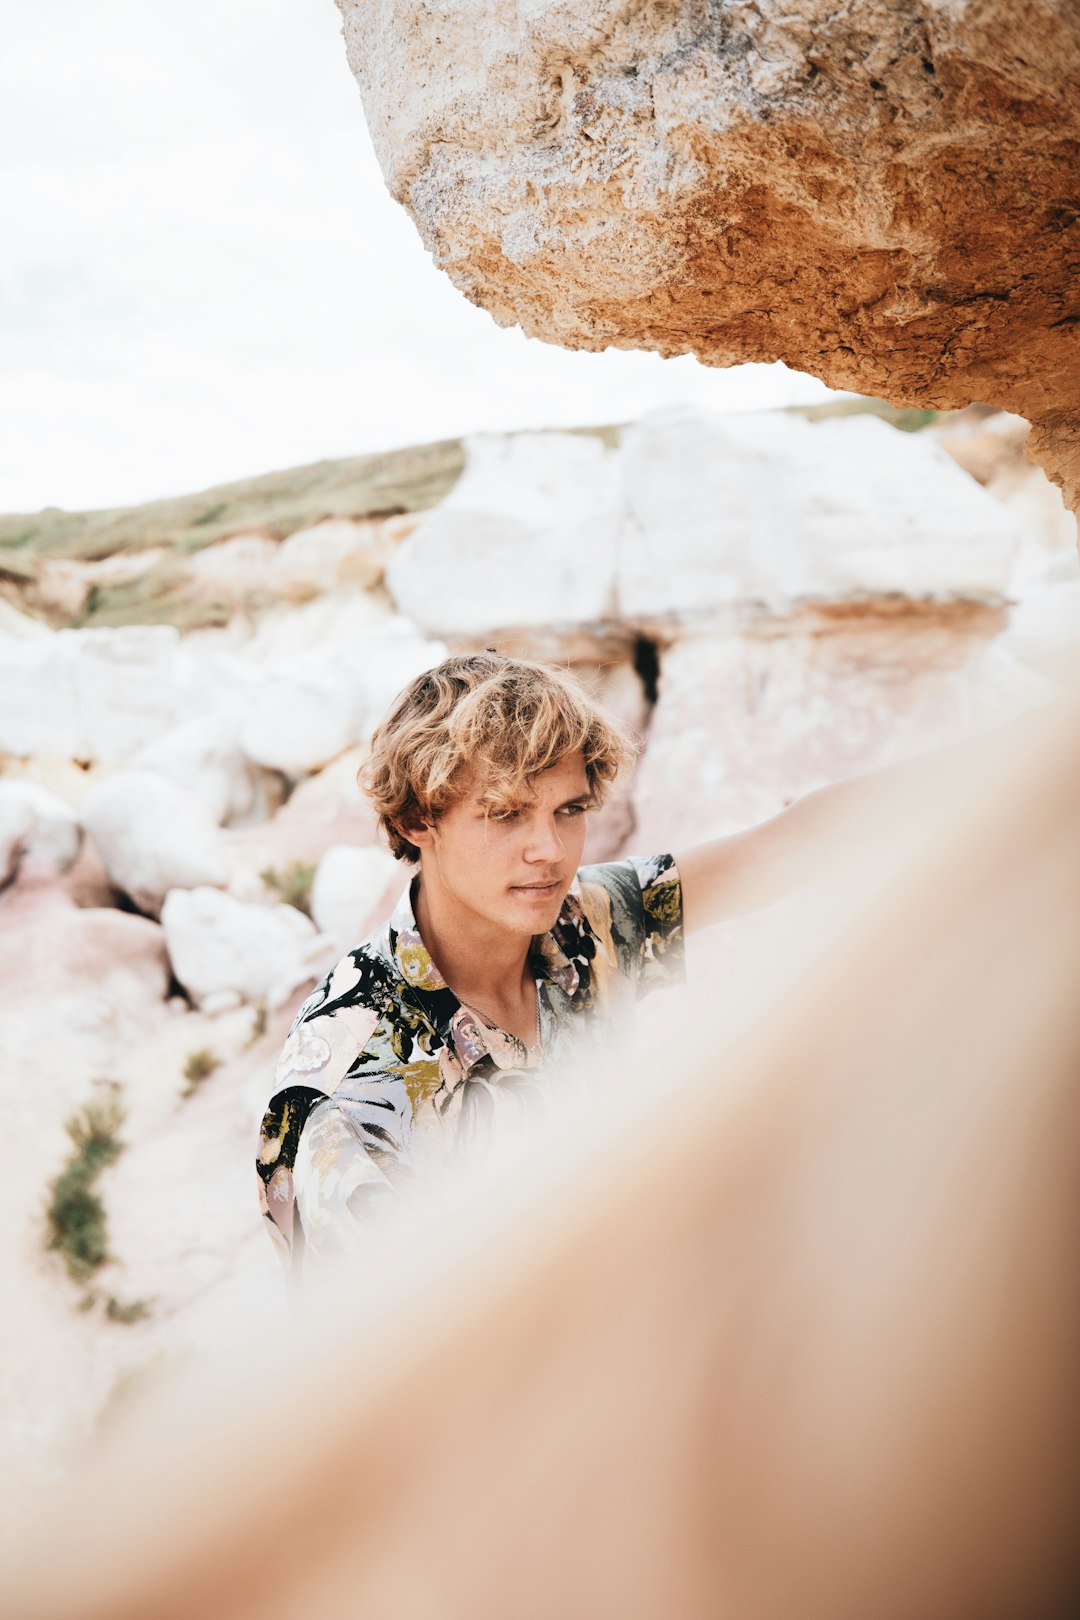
top-left (338, 0), bottom-right (1080, 509)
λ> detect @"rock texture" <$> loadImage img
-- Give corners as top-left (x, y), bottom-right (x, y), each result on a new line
top-left (161, 887), bottom-right (333, 1009)
top-left (0, 782), bottom-right (80, 884)
top-left (633, 610), bottom-right (1053, 853)
top-left (338, 0), bottom-right (1080, 509)
top-left (390, 411), bottom-right (1022, 639)
top-left (82, 771), bottom-right (229, 917)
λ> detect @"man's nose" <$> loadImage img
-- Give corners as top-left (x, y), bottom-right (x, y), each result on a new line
top-left (524, 815), bottom-right (563, 862)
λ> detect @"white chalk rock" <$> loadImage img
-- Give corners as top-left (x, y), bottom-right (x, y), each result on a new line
top-left (65, 624), bottom-right (184, 761)
top-left (356, 618), bottom-right (451, 732)
top-left (0, 781), bottom-right (81, 883)
top-left (238, 656), bottom-right (367, 776)
top-left (242, 592), bottom-right (393, 665)
top-left (0, 600), bottom-right (50, 640)
top-left (1000, 580), bottom-right (1080, 686)
top-left (239, 611), bottom-right (445, 774)
top-left (81, 770), bottom-right (229, 916)
top-left (186, 534), bottom-right (279, 594)
top-left (130, 703), bottom-right (283, 827)
top-left (310, 844), bottom-right (403, 949)
top-left (387, 432), bottom-right (620, 635)
top-left (618, 409), bottom-right (1022, 620)
top-left (171, 640), bottom-right (262, 719)
top-left (633, 616), bottom-right (1054, 854)
top-left (224, 747), bottom-right (382, 904)
top-left (161, 886), bottom-right (333, 1008)
top-left (272, 519), bottom-right (389, 597)
top-left (0, 624), bottom-right (183, 762)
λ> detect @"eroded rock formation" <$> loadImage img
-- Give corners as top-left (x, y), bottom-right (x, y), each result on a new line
top-left (337, 0), bottom-right (1080, 508)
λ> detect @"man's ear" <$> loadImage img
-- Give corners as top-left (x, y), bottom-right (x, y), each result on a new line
top-left (394, 814), bottom-right (434, 851)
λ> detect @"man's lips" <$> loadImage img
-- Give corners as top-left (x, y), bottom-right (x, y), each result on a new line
top-left (510, 879), bottom-right (563, 894)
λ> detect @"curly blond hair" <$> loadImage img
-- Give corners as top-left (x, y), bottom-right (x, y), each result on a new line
top-left (360, 652), bottom-right (639, 862)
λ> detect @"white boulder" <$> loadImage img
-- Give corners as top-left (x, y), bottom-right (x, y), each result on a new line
top-left (310, 844), bottom-right (403, 949)
top-left (1000, 581), bottom-right (1080, 686)
top-left (81, 770), bottom-right (229, 916)
top-left (633, 617), bottom-right (1054, 854)
top-left (239, 612), bottom-right (446, 774)
top-left (161, 886), bottom-right (334, 1008)
top-left (271, 519), bottom-right (391, 598)
top-left (617, 409), bottom-right (1022, 621)
top-left (130, 703), bottom-right (283, 827)
top-left (238, 656), bottom-right (368, 777)
top-left (0, 781), bottom-right (81, 884)
top-left (0, 625), bottom-right (183, 762)
top-left (0, 600), bottom-right (49, 640)
top-left (387, 432), bottom-right (620, 635)
top-left (186, 534), bottom-right (279, 596)
top-left (241, 592), bottom-right (393, 665)
top-left (224, 747), bottom-right (382, 903)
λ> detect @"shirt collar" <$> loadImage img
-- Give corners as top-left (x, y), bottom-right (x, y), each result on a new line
top-left (383, 873), bottom-right (583, 1029)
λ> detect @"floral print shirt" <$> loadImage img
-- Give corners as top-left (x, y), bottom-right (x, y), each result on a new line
top-left (256, 853), bottom-right (684, 1281)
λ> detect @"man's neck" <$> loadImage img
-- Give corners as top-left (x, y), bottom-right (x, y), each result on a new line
top-left (411, 868), bottom-right (536, 1018)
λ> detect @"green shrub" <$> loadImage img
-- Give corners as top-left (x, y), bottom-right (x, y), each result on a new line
top-left (246, 1000), bottom-right (268, 1047)
top-left (105, 1295), bottom-right (152, 1325)
top-left (259, 861), bottom-right (315, 916)
top-left (181, 1046), bottom-right (222, 1100)
top-left (46, 1089), bottom-right (125, 1282)
top-left (183, 1047), bottom-right (221, 1084)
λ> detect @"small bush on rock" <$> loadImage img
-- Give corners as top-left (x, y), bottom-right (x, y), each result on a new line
top-left (259, 860), bottom-right (315, 916)
top-left (182, 1047), bottom-right (222, 1098)
top-left (105, 1295), bottom-right (153, 1325)
top-left (246, 1000), bottom-right (268, 1047)
top-left (46, 1087), bottom-right (125, 1282)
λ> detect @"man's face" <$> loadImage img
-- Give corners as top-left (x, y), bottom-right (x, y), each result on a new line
top-left (415, 750), bottom-right (592, 939)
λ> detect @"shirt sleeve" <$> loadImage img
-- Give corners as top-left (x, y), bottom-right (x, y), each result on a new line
top-left (256, 962), bottom-right (412, 1286)
top-left (577, 852), bottom-right (685, 997)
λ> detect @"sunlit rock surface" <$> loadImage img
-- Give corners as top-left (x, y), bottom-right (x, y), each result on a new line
top-left (0, 626), bottom-right (185, 761)
top-left (130, 705), bottom-right (285, 829)
top-left (82, 771), bottom-right (230, 916)
top-left (633, 612), bottom-right (1054, 852)
top-left (338, 0), bottom-right (1080, 508)
top-left (389, 410), bottom-right (1022, 638)
top-left (387, 431), bottom-right (621, 635)
top-left (161, 886), bottom-right (333, 1010)
top-left (0, 781), bottom-right (80, 883)
top-left (310, 843), bottom-right (404, 953)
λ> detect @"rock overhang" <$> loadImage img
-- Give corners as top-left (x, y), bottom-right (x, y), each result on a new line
top-left (336, 0), bottom-right (1080, 511)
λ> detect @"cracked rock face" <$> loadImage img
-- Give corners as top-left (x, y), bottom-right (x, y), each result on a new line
top-left (337, 0), bottom-right (1080, 509)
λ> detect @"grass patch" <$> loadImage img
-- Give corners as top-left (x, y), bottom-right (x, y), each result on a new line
top-left (246, 999), bottom-right (268, 1047)
top-left (46, 1087), bottom-right (125, 1283)
top-left (790, 397), bottom-right (940, 432)
top-left (73, 559), bottom-right (234, 632)
top-left (181, 1046), bottom-right (222, 1099)
top-left (0, 436), bottom-right (469, 565)
top-left (105, 1295), bottom-right (153, 1325)
top-left (260, 861), bottom-right (315, 916)
top-left (0, 422), bottom-right (625, 573)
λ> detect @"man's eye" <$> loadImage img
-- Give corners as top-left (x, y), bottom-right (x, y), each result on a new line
top-left (558, 804), bottom-right (588, 817)
top-left (491, 807), bottom-right (522, 822)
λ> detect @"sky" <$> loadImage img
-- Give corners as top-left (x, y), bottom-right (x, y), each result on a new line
top-left (1, 0), bottom-right (840, 515)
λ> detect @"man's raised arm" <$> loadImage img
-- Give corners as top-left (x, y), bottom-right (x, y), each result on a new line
top-left (675, 707), bottom-right (1051, 933)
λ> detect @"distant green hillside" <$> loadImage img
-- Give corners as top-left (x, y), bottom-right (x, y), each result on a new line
top-left (0, 400), bottom-right (937, 629)
top-left (0, 399), bottom-right (936, 571)
top-left (0, 438), bottom-right (469, 568)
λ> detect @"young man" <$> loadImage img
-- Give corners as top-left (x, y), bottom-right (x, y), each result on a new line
top-left (254, 648), bottom-right (961, 1280)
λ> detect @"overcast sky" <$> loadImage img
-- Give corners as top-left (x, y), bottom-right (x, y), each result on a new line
top-left (1, 0), bottom-right (839, 515)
